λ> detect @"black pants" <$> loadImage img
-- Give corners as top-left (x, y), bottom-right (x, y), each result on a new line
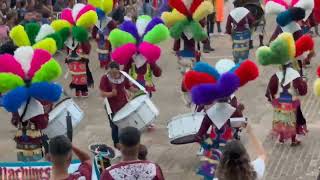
top-left (207, 13), bottom-right (215, 35)
top-left (107, 113), bottom-right (119, 147)
top-left (75, 85), bottom-right (88, 93)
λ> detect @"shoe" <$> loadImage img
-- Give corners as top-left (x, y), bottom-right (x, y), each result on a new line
top-left (279, 138), bottom-right (284, 144)
top-left (203, 48), bottom-right (211, 53)
top-left (291, 141), bottom-right (301, 146)
top-left (75, 91), bottom-right (81, 97)
top-left (82, 91), bottom-right (88, 97)
top-left (249, 40), bottom-right (254, 49)
top-left (196, 147), bottom-right (204, 156)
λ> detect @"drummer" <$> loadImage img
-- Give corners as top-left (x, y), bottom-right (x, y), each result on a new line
top-left (226, 2), bottom-right (255, 63)
top-left (99, 61), bottom-right (138, 149)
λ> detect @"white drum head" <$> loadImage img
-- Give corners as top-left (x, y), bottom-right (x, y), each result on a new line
top-left (168, 112), bottom-right (205, 145)
top-left (113, 95), bottom-right (148, 122)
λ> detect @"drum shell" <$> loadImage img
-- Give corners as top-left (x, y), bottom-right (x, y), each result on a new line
top-left (168, 112), bottom-right (205, 145)
top-left (43, 98), bottom-right (84, 138)
top-left (112, 95), bottom-right (159, 130)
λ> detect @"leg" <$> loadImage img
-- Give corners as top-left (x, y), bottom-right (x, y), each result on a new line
top-left (81, 85), bottom-right (89, 97)
top-left (217, 21), bottom-right (222, 33)
top-left (75, 86), bottom-right (81, 97)
top-left (291, 134), bottom-right (301, 146)
top-left (108, 115), bottom-right (120, 149)
top-left (259, 34), bottom-right (264, 47)
top-left (203, 40), bottom-right (214, 53)
top-left (206, 15), bottom-right (210, 36)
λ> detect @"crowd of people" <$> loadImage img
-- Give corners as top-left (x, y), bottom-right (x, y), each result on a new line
top-left (0, 0), bottom-right (319, 179)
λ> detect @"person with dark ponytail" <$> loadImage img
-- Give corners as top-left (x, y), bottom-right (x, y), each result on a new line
top-left (215, 124), bottom-right (266, 180)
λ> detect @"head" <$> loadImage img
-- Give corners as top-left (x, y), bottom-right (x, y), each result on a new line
top-left (0, 41), bottom-right (17, 55)
top-left (108, 61), bottom-right (121, 78)
top-left (216, 140), bottom-right (257, 180)
top-left (233, 0), bottom-right (243, 8)
top-left (24, 11), bottom-right (34, 21)
top-left (138, 144), bottom-right (148, 160)
top-left (118, 0), bottom-right (124, 7)
top-left (48, 135), bottom-right (73, 169)
top-left (119, 127), bottom-right (141, 158)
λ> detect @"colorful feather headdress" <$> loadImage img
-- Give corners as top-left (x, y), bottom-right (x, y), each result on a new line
top-left (265, 0), bottom-right (314, 18)
top-left (9, 23), bottom-right (68, 55)
top-left (0, 47), bottom-right (62, 112)
top-left (161, 0), bottom-right (213, 41)
top-left (183, 60), bottom-right (259, 105)
top-left (276, 7), bottom-right (305, 27)
top-left (256, 32), bottom-right (314, 66)
top-left (51, 3), bottom-right (98, 44)
top-left (109, 15), bottom-right (169, 65)
top-left (88, 0), bottom-right (115, 17)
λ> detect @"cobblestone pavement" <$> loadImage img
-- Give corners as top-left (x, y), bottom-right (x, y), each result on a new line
top-left (0, 1), bottom-right (320, 180)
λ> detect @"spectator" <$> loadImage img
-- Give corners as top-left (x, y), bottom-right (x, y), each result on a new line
top-left (112, 0), bottom-right (125, 25)
top-left (0, 17), bottom-right (9, 45)
top-left (53, 0), bottom-right (68, 12)
top-left (26, 0), bottom-right (35, 11)
top-left (47, 135), bottom-right (92, 180)
top-left (101, 127), bottom-right (165, 180)
top-left (20, 11), bottom-right (35, 25)
top-left (17, 0), bottom-right (28, 21)
top-left (215, 124), bottom-right (266, 180)
top-left (6, 10), bottom-right (18, 28)
top-left (139, 0), bottom-right (153, 17)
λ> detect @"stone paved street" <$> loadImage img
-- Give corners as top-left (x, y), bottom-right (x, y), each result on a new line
top-left (0, 1), bottom-right (320, 179)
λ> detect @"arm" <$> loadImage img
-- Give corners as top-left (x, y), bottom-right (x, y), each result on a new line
top-left (150, 63), bottom-right (162, 77)
top-left (156, 164), bottom-right (165, 180)
top-left (195, 116), bottom-right (212, 142)
top-left (173, 39), bottom-right (181, 52)
top-left (72, 145), bottom-right (91, 164)
top-left (91, 26), bottom-right (98, 39)
top-left (225, 15), bottom-right (232, 34)
top-left (265, 75), bottom-right (278, 102)
top-left (100, 75), bottom-right (117, 98)
top-left (230, 96), bottom-right (244, 117)
top-left (100, 90), bottom-right (117, 98)
top-left (247, 12), bottom-right (255, 28)
top-left (199, 18), bottom-right (206, 27)
top-left (293, 77), bottom-right (307, 96)
top-left (246, 124), bottom-right (266, 161)
top-left (108, 20), bottom-right (118, 31)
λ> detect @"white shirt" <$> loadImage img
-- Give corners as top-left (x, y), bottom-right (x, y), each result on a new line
top-left (213, 157), bottom-right (265, 180)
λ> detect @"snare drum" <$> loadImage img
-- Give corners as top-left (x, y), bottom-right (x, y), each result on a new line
top-left (168, 112), bottom-right (205, 144)
top-left (43, 98), bottom-right (84, 138)
top-left (112, 95), bottom-right (159, 130)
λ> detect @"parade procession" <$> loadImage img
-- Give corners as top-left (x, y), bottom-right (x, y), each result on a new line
top-left (0, 0), bottom-right (320, 179)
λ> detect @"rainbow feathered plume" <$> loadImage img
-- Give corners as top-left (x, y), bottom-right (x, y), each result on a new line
top-left (0, 47), bottom-right (62, 112)
top-left (109, 15), bottom-right (169, 65)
